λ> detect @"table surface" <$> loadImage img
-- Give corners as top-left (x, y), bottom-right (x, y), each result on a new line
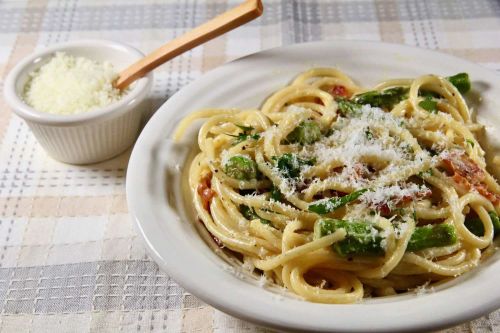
top-left (0, 0), bottom-right (499, 332)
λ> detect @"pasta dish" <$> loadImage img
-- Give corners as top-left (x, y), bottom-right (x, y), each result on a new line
top-left (173, 68), bottom-right (500, 303)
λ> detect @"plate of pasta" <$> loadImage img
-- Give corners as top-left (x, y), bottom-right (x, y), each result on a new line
top-left (127, 40), bottom-right (500, 332)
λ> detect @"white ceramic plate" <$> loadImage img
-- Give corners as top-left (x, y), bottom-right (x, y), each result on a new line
top-left (126, 41), bottom-right (500, 332)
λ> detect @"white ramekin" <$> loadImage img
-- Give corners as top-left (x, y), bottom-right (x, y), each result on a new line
top-left (3, 39), bottom-right (153, 164)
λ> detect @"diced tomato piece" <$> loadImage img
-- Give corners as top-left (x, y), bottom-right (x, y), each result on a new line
top-left (329, 85), bottom-right (350, 98)
top-left (197, 172), bottom-right (215, 211)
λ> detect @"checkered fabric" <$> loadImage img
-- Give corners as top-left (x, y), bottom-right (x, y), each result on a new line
top-left (0, 0), bottom-right (499, 332)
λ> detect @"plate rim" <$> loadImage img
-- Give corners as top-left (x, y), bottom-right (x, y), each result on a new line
top-left (126, 40), bottom-right (500, 332)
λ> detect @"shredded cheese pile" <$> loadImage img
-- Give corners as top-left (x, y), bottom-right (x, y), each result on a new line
top-left (23, 52), bottom-right (124, 115)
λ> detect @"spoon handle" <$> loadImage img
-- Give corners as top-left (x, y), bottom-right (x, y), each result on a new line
top-left (115, 0), bottom-right (263, 90)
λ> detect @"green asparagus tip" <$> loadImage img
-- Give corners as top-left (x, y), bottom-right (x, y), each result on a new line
top-left (224, 155), bottom-right (258, 180)
top-left (447, 73), bottom-right (471, 94)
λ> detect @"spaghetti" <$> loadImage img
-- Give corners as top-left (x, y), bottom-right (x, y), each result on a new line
top-left (174, 68), bottom-right (500, 303)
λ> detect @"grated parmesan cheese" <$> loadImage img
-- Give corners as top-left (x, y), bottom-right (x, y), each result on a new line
top-left (414, 281), bottom-right (434, 296)
top-left (261, 125), bottom-right (278, 142)
top-left (220, 149), bottom-right (231, 166)
top-left (304, 105), bottom-right (407, 167)
top-left (241, 258), bottom-right (255, 272)
top-left (257, 274), bottom-right (268, 287)
top-left (360, 183), bottom-right (429, 208)
top-left (395, 222), bottom-right (410, 239)
top-left (23, 52), bottom-right (125, 115)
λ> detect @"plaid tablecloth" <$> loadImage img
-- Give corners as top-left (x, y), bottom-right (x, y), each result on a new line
top-left (0, 0), bottom-right (499, 332)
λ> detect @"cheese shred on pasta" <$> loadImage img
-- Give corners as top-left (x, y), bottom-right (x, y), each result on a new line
top-left (174, 68), bottom-right (500, 303)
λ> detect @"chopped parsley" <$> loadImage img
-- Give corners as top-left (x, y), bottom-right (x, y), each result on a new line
top-left (226, 124), bottom-right (260, 145)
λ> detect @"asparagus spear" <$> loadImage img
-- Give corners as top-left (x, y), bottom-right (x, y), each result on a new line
top-left (286, 121), bottom-right (322, 145)
top-left (406, 224), bottom-right (457, 252)
top-left (308, 189), bottom-right (368, 214)
top-left (447, 73), bottom-right (471, 94)
top-left (224, 155), bottom-right (258, 180)
top-left (316, 219), bottom-right (385, 256)
top-left (316, 219), bottom-right (457, 256)
top-left (352, 87), bottom-right (408, 109)
top-left (337, 73), bottom-right (469, 117)
top-left (336, 98), bottom-right (362, 116)
top-left (418, 73), bottom-right (471, 99)
top-left (336, 87), bottom-right (407, 115)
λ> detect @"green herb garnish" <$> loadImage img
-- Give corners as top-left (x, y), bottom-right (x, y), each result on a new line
top-left (226, 124), bottom-right (261, 145)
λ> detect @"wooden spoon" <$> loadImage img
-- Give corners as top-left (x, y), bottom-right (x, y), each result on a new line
top-left (114, 0), bottom-right (263, 90)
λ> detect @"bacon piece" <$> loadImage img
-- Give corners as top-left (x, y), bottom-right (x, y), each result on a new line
top-left (352, 162), bottom-right (369, 178)
top-left (329, 85), bottom-right (350, 98)
top-left (476, 183), bottom-right (500, 204)
top-left (451, 174), bottom-right (472, 193)
top-left (401, 188), bottom-right (432, 203)
top-left (197, 172), bottom-right (215, 211)
top-left (442, 152), bottom-right (499, 205)
top-left (378, 203), bottom-right (391, 216)
top-left (442, 152), bottom-right (485, 184)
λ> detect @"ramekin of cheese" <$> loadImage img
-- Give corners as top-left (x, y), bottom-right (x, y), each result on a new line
top-left (3, 40), bottom-right (152, 164)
